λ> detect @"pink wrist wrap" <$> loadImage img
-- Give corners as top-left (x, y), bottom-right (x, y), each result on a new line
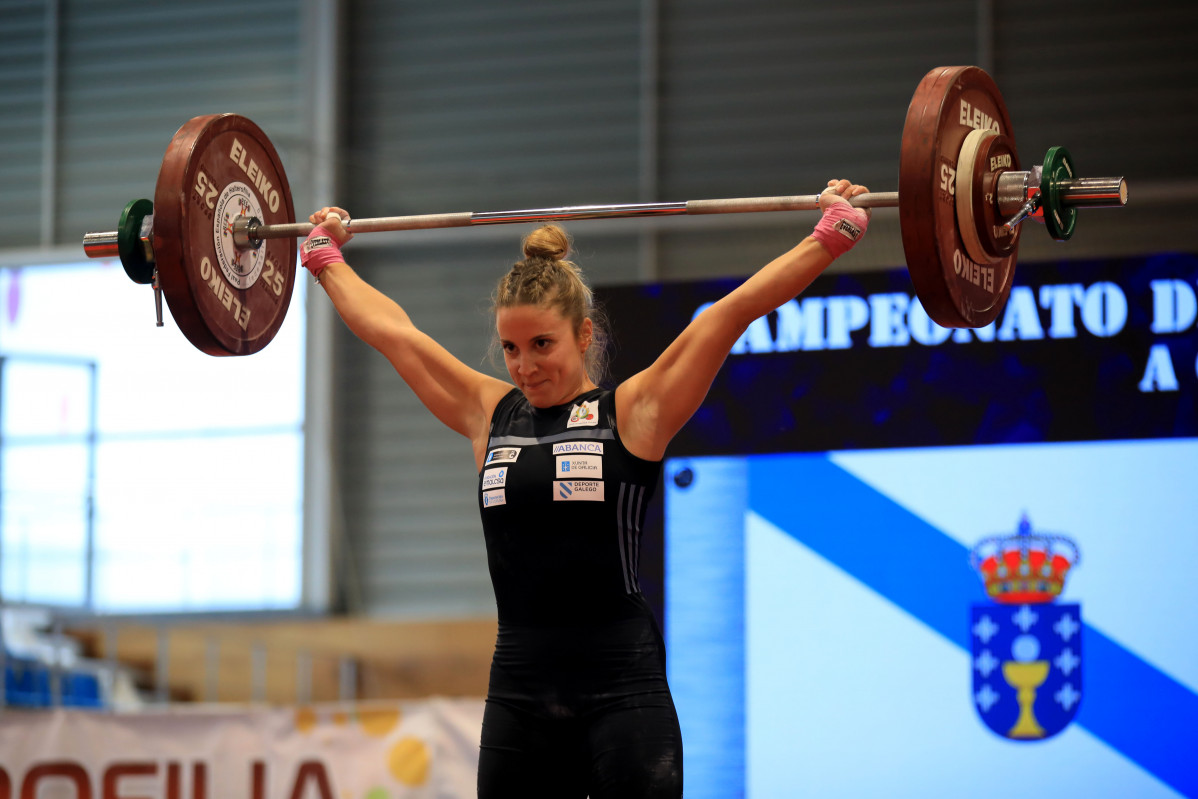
top-left (301, 227), bottom-right (345, 279)
top-left (811, 201), bottom-right (869, 259)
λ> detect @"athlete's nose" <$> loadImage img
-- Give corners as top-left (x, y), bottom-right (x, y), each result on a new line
top-left (514, 352), bottom-right (537, 378)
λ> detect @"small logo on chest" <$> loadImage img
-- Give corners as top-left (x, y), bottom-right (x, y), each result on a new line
top-left (485, 447), bottom-right (521, 465)
top-left (480, 466), bottom-right (509, 509)
top-left (481, 467), bottom-right (509, 490)
top-left (566, 399), bottom-right (599, 428)
top-left (556, 454), bottom-right (602, 479)
top-left (554, 480), bottom-right (605, 501)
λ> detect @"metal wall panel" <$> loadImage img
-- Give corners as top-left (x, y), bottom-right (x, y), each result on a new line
top-left (0, 0), bottom-right (308, 253)
top-left (993, 0), bottom-right (1198, 181)
top-left (345, 0), bottom-right (644, 214)
top-left (658, 1), bottom-right (978, 201)
top-left (0, 2), bottom-right (50, 248)
top-left (987, 1), bottom-right (1198, 267)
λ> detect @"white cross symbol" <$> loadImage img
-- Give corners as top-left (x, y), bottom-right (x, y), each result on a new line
top-left (1012, 605), bottom-right (1039, 632)
top-left (1054, 647), bottom-right (1081, 676)
top-left (975, 649), bottom-right (999, 678)
top-left (1055, 682), bottom-right (1081, 711)
top-left (1054, 612), bottom-right (1081, 641)
top-left (975, 684), bottom-right (1001, 713)
top-left (973, 614), bottom-right (999, 643)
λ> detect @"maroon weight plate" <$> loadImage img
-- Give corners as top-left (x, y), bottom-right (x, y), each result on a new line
top-left (153, 114), bottom-right (297, 356)
top-left (899, 66), bottom-right (1019, 329)
top-left (972, 132), bottom-right (1021, 261)
top-left (956, 129), bottom-right (1022, 265)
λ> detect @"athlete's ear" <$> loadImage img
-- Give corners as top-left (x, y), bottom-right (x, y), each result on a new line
top-left (579, 317), bottom-right (593, 351)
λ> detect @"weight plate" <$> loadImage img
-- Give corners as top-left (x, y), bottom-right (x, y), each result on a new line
top-left (955, 129), bottom-right (999, 266)
top-left (899, 66), bottom-right (1020, 329)
top-left (153, 114), bottom-right (297, 356)
top-left (964, 130), bottom-right (1021, 262)
top-left (1041, 145), bottom-right (1078, 241)
top-left (117, 198), bottom-right (155, 285)
top-left (974, 132), bottom-right (1021, 261)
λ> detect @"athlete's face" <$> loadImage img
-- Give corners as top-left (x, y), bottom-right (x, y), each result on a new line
top-left (497, 303), bottom-right (594, 408)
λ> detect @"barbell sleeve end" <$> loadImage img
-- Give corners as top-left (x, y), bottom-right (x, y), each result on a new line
top-left (1060, 176), bottom-right (1128, 208)
top-left (233, 217), bottom-right (264, 250)
top-left (83, 230), bottom-right (120, 259)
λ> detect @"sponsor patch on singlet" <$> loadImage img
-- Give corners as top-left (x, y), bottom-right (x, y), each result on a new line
top-left (485, 447), bottom-right (521, 465)
top-left (566, 399), bottom-right (600, 429)
top-left (554, 480), bottom-right (604, 501)
top-left (556, 454), bottom-right (602, 479)
top-left (481, 466), bottom-right (509, 490)
top-left (482, 489), bottom-right (507, 508)
top-left (552, 441), bottom-right (603, 455)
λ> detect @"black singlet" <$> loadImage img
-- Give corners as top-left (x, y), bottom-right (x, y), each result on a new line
top-left (476, 387), bottom-right (682, 798)
top-left (478, 387), bottom-right (662, 626)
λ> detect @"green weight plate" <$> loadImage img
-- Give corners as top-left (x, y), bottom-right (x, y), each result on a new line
top-left (1041, 146), bottom-right (1078, 241)
top-left (117, 198), bottom-right (155, 284)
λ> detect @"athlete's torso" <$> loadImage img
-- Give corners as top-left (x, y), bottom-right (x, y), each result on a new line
top-left (478, 387), bottom-right (663, 626)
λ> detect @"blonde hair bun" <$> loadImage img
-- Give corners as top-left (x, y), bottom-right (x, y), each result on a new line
top-left (522, 224), bottom-right (571, 261)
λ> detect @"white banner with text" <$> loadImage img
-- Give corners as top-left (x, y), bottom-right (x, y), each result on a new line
top-left (0, 699), bottom-right (485, 799)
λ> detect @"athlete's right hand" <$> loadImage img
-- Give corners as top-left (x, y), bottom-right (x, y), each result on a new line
top-left (309, 206), bottom-right (353, 245)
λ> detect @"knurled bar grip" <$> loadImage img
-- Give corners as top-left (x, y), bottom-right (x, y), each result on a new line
top-left (248, 192), bottom-right (903, 241)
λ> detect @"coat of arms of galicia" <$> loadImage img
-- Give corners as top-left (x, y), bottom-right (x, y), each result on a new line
top-left (969, 516), bottom-right (1082, 741)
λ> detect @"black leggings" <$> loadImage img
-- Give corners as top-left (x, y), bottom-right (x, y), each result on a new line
top-left (477, 691), bottom-right (683, 798)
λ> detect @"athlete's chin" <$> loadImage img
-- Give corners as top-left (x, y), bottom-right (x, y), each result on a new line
top-left (520, 381), bottom-right (559, 407)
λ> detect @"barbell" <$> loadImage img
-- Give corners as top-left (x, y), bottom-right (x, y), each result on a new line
top-left (82, 65), bottom-right (1127, 357)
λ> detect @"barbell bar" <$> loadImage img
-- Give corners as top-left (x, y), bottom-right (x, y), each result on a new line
top-left (81, 66), bottom-right (1128, 357)
top-left (82, 179), bottom-right (1127, 257)
top-left (82, 193), bottom-right (902, 260)
top-left (82, 179), bottom-right (1127, 256)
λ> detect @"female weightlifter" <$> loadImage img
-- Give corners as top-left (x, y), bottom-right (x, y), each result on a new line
top-left (301, 178), bottom-right (870, 798)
